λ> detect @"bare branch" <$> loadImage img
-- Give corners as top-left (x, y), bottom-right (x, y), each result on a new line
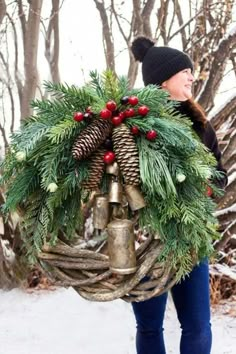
top-left (156, 0), bottom-right (170, 44)
top-left (210, 95), bottom-right (236, 130)
top-left (111, 0), bottom-right (128, 44)
top-left (45, 0), bottom-right (60, 83)
top-left (0, 50), bottom-right (15, 132)
top-left (132, 0), bottom-right (143, 36)
top-left (5, 13), bottom-right (23, 112)
top-left (214, 219), bottom-right (236, 251)
top-left (21, 0), bottom-right (43, 120)
top-left (169, 9), bottom-right (202, 43)
top-left (142, 0), bottom-right (155, 38)
top-left (17, 0), bottom-right (27, 50)
top-left (93, 0), bottom-right (115, 71)
top-left (222, 130), bottom-right (236, 171)
top-left (0, 0), bottom-right (6, 25)
top-left (198, 29), bottom-right (236, 112)
top-left (0, 119), bottom-right (9, 150)
top-left (173, 0), bottom-right (187, 49)
top-left (167, 0), bottom-right (176, 42)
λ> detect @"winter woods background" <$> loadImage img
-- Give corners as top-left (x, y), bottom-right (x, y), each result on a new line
top-left (0, 0), bottom-right (235, 300)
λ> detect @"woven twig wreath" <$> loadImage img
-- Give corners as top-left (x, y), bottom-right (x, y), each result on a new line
top-left (38, 235), bottom-right (179, 302)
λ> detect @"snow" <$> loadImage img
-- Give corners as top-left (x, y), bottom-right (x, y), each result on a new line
top-left (227, 171), bottom-right (236, 186)
top-left (215, 204), bottom-right (236, 217)
top-left (208, 93), bottom-right (236, 119)
top-left (0, 287), bottom-right (236, 354)
top-left (227, 25), bottom-right (236, 38)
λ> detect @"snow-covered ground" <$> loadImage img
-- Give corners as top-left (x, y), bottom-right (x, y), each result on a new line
top-left (0, 287), bottom-right (235, 354)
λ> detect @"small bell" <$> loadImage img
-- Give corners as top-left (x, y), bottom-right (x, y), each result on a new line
top-left (124, 184), bottom-right (146, 211)
top-left (107, 219), bottom-right (137, 274)
top-left (112, 195), bottom-right (129, 220)
top-left (108, 177), bottom-right (123, 204)
top-left (106, 161), bottom-right (119, 176)
top-left (93, 195), bottom-right (110, 230)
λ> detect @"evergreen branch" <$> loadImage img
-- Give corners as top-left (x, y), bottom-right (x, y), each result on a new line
top-left (102, 70), bottom-right (120, 101)
top-left (138, 137), bottom-right (176, 198)
top-left (88, 70), bottom-right (105, 99)
top-left (11, 122), bottom-right (50, 155)
top-left (2, 166), bottom-right (40, 213)
top-left (47, 118), bottom-right (84, 144)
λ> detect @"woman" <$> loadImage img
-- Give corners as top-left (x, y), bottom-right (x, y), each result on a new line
top-left (130, 36), bottom-right (227, 354)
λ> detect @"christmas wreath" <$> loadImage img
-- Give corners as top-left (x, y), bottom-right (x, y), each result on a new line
top-left (0, 70), bottom-right (221, 302)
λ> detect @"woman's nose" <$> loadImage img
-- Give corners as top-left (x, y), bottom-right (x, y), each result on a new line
top-left (189, 73), bottom-right (195, 82)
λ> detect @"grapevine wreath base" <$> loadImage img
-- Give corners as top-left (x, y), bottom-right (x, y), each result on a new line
top-left (1, 71), bottom-right (221, 302)
top-left (38, 235), bottom-right (178, 302)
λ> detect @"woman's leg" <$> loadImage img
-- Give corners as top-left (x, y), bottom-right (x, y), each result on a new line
top-left (131, 292), bottom-right (168, 354)
top-left (171, 260), bottom-right (212, 354)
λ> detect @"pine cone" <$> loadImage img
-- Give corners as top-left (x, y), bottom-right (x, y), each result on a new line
top-left (112, 123), bottom-right (140, 185)
top-left (72, 119), bottom-right (112, 160)
top-left (83, 147), bottom-right (106, 191)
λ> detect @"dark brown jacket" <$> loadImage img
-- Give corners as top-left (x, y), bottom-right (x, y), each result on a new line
top-left (177, 99), bottom-right (228, 189)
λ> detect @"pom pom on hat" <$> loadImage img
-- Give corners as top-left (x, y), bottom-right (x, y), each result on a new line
top-left (131, 36), bottom-right (193, 87)
top-left (131, 36), bottom-right (155, 62)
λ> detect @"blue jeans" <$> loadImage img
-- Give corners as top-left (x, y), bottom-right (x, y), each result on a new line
top-left (131, 261), bottom-right (212, 354)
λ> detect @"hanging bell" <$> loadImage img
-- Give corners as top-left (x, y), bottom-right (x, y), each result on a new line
top-left (93, 195), bottom-right (110, 230)
top-left (107, 219), bottom-right (137, 274)
top-left (124, 184), bottom-right (146, 211)
top-left (108, 178), bottom-right (123, 204)
top-left (111, 195), bottom-right (129, 220)
top-left (106, 161), bottom-right (119, 176)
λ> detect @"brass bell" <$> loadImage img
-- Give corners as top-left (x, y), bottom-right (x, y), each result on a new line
top-left (106, 161), bottom-right (119, 176)
top-left (107, 219), bottom-right (137, 274)
top-left (112, 195), bottom-right (129, 220)
top-left (124, 184), bottom-right (146, 211)
top-left (108, 178), bottom-right (123, 204)
top-left (93, 195), bottom-right (110, 230)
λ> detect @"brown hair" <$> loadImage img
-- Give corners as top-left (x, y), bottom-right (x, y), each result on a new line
top-left (178, 98), bottom-right (207, 126)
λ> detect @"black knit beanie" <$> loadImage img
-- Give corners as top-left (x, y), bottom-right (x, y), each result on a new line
top-left (131, 36), bottom-right (193, 86)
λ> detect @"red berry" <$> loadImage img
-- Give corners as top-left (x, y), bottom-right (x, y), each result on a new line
top-left (206, 186), bottom-right (213, 197)
top-left (146, 130), bottom-right (157, 140)
top-left (106, 100), bottom-right (117, 111)
top-left (104, 151), bottom-right (115, 164)
top-left (100, 108), bottom-right (112, 119)
top-left (138, 105), bottom-right (150, 116)
top-left (119, 111), bottom-right (126, 121)
top-left (131, 126), bottom-right (140, 135)
top-left (128, 96), bottom-right (139, 106)
top-left (86, 106), bottom-right (92, 113)
top-left (73, 112), bottom-right (84, 122)
top-left (112, 116), bottom-right (123, 126)
top-left (125, 108), bottom-right (135, 117)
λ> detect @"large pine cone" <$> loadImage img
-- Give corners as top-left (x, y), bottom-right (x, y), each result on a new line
top-left (112, 123), bottom-right (140, 185)
top-left (83, 147), bottom-right (106, 191)
top-left (72, 119), bottom-right (112, 160)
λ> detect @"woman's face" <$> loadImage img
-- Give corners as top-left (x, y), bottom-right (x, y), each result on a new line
top-left (161, 68), bottom-right (194, 101)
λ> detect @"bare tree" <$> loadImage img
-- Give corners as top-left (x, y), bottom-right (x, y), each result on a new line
top-left (93, 0), bottom-right (156, 87)
top-left (0, 0), bottom-right (61, 126)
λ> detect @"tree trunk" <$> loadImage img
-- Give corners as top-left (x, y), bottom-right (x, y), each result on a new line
top-left (0, 0), bottom-right (6, 25)
top-left (21, 0), bottom-right (43, 120)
